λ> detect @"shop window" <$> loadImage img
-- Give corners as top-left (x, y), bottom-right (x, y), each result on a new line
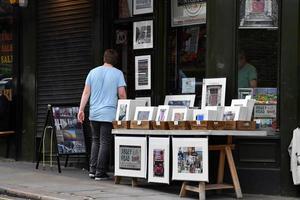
top-left (167, 1), bottom-right (207, 107)
top-left (238, 0), bottom-right (280, 131)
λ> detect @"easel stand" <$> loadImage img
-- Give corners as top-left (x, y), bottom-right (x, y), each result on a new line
top-left (115, 176), bottom-right (138, 187)
top-left (179, 136), bottom-right (243, 200)
top-left (36, 105), bottom-right (62, 173)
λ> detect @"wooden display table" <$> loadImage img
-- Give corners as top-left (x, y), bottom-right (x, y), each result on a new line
top-left (112, 129), bottom-right (267, 200)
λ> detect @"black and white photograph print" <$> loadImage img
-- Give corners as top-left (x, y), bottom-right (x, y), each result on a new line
top-left (133, 20), bottom-right (153, 49)
top-left (135, 55), bottom-right (151, 90)
top-left (133, 0), bottom-right (153, 15)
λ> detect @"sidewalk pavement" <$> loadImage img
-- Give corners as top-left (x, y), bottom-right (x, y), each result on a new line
top-left (0, 159), bottom-right (298, 200)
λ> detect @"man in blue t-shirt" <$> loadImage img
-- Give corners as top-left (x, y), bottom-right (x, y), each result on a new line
top-left (78, 49), bottom-right (127, 180)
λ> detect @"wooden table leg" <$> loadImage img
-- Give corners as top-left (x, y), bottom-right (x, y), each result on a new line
top-left (115, 176), bottom-right (121, 184)
top-left (132, 178), bottom-right (138, 187)
top-left (225, 146), bottom-right (243, 199)
top-left (199, 182), bottom-right (206, 200)
top-left (217, 149), bottom-right (226, 194)
top-left (179, 181), bottom-right (187, 197)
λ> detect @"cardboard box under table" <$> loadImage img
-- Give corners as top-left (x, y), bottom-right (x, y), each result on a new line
top-left (112, 129), bottom-right (267, 200)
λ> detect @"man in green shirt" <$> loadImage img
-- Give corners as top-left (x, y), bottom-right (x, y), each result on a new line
top-left (238, 51), bottom-right (257, 88)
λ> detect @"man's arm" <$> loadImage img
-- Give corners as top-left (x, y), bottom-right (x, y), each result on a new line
top-left (78, 85), bottom-right (91, 123)
top-left (250, 79), bottom-right (257, 88)
top-left (118, 86), bottom-right (127, 99)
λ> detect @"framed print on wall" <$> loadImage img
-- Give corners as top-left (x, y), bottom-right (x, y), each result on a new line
top-left (201, 78), bottom-right (226, 109)
top-left (164, 95), bottom-right (196, 107)
top-left (172, 138), bottom-right (209, 182)
top-left (133, 0), bottom-right (153, 15)
top-left (133, 20), bottom-right (153, 49)
top-left (148, 137), bottom-right (170, 184)
top-left (115, 136), bottom-right (147, 178)
top-left (135, 55), bottom-right (151, 90)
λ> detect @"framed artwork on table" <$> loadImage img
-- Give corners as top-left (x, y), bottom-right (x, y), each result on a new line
top-left (116, 100), bottom-right (147, 121)
top-left (156, 105), bottom-right (171, 121)
top-left (164, 95), bottom-right (196, 108)
top-left (172, 138), bottom-right (209, 182)
top-left (148, 137), bottom-right (170, 184)
top-left (231, 99), bottom-right (256, 121)
top-left (133, 0), bottom-right (153, 15)
top-left (193, 109), bottom-right (217, 121)
top-left (134, 106), bottom-right (157, 121)
top-left (238, 88), bottom-right (254, 99)
top-left (171, 108), bottom-right (193, 121)
top-left (135, 55), bottom-right (151, 90)
top-left (135, 97), bottom-right (151, 106)
top-left (201, 78), bottom-right (226, 109)
top-left (115, 136), bottom-right (147, 178)
top-left (223, 106), bottom-right (248, 121)
top-left (133, 20), bottom-right (153, 49)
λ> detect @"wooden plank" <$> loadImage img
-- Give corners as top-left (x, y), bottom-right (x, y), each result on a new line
top-left (199, 182), bottom-right (206, 200)
top-left (179, 182), bottom-right (187, 197)
top-left (132, 178), bottom-right (138, 187)
top-left (217, 149), bottom-right (226, 184)
top-left (114, 176), bottom-right (121, 184)
top-left (209, 145), bottom-right (235, 151)
top-left (185, 185), bottom-right (200, 193)
top-left (225, 146), bottom-right (243, 198)
top-left (205, 184), bottom-right (234, 190)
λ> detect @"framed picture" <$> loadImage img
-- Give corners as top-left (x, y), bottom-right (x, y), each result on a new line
top-left (148, 137), bottom-right (170, 184)
top-left (201, 78), bottom-right (226, 109)
top-left (116, 99), bottom-right (147, 121)
top-left (193, 109), bottom-right (217, 121)
top-left (238, 88), bottom-right (254, 99)
top-left (134, 106), bottom-right (157, 121)
top-left (171, 0), bottom-right (206, 27)
top-left (133, 20), bottom-right (153, 49)
top-left (223, 106), bottom-right (248, 121)
top-left (172, 138), bottom-right (208, 182)
top-left (231, 99), bottom-right (256, 121)
top-left (204, 106), bottom-right (225, 121)
top-left (135, 97), bottom-right (151, 106)
top-left (239, 0), bottom-right (278, 29)
top-left (135, 55), bottom-right (151, 90)
top-left (164, 95), bottom-right (196, 107)
top-left (133, 0), bottom-right (153, 15)
top-left (171, 108), bottom-right (193, 121)
top-left (115, 136), bottom-right (147, 178)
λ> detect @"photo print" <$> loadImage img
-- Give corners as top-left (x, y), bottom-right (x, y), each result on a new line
top-left (177, 147), bottom-right (203, 174)
top-left (153, 149), bottom-right (165, 177)
top-left (134, 106), bottom-right (157, 121)
top-left (201, 78), bottom-right (226, 109)
top-left (133, 0), bottom-right (153, 15)
top-left (174, 112), bottom-right (185, 121)
top-left (158, 109), bottom-right (167, 121)
top-left (168, 100), bottom-right (191, 107)
top-left (164, 95), bottom-right (196, 108)
top-left (135, 55), bottom-right (151, 90)
top-left (119, 145), bottom-right (141, 170)
top-left (118, 104), bottom-right (128, 121)
top-left (206, 85), bottom-right (222, 107)
top-left (137, 111), bottom-right (150, 121)
top-left (133, 20), bottom-right (153, 49)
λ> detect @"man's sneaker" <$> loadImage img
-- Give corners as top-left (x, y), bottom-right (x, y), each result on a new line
top-left (95, 173), bottom-right (110, 181)
top-left (89, 173), bottom-right (95, 179)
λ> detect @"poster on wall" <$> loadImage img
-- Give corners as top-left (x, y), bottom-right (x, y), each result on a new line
top-left (148, 137), bottom-right (170, 184)
top-left (239, 0), bottom-right (278, 29)
top-left (115, 136), bottom-right (147, 178)
top-left (172, 138), bottom-right (208, 182)
top-left (135, 55), bottom-right (151, 90)
top-left (52, 106), bottom-right (86, 155)
top-left (133, 20), bottom-right (153, 49)
top-left (171, 0), bottom-right (206, 27)
top-left (133, 0), bottom-right (153, 15)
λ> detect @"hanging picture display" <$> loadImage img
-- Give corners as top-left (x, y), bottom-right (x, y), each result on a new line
top-left (133, 0), bottom-right (153, 15)
top-left (239, 0), bottom-right (279, 29)
top-left (135, 55), bottom-right (151, 90)
top-left (201, 78), bottom-right (226, 109)
top-left (148, 137), bottom-right (170, 184)
top-left (172, 138), bottom-right (208, 182)
top-left (133, 20), bottom-right (153, 49)
top-left (52, 105), bottom-right (86, 155)
top-left (115, 136), bottom-right (147, 178)
top-left (171, 0), bottom-right (206, 27)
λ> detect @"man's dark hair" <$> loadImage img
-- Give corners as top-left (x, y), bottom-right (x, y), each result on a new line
top-left (103, 49), bottom-right (119, 66)
top-left (238, 50), bottom-right (247, 61)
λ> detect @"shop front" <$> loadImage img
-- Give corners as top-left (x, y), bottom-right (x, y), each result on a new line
top-left (13, 0), bottom-right (300, 197)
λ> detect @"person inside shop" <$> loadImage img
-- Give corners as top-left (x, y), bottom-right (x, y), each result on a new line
top-left (78, 49), bottom-right (127, 180)
top-left (238, 50), bottom-right (257, 88)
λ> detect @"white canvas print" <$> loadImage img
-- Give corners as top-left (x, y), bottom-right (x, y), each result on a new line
top-left (193, 109), bottom-right (218, 121)
top-left (135, 97), bottom-right (151, 106)
top-left (201, 78), bottom-right (226, 109)
top-left (148, 137), bottom-right (170, 184)
top-left (223, 106), bottom-right (248, 121)
top-left (204, 106), bottom-right (225, 121)
top-left (133, 0), bottom-right (153, 15)
top-left (171, 108), bottom-right (193, 121)
top-left (172, 138), bottom-right (208, 182)
top-left (116, 99), bottom-right (147, 121)
top-left (135, 55), bottom-right (151, 90)
top-left (164, 95), bottom-right (196, 108)
top-left (133, 20), bottom-right (153, 49)
top-left (115, 136), bottom-right (147, 178)
top-left (134, 106), bottom-right (157, 121)
top-left (231, 99), bottom-right (256, 121)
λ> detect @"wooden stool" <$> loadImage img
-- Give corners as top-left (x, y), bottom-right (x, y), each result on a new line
top-left (115, 176), bottom-right (138, 187)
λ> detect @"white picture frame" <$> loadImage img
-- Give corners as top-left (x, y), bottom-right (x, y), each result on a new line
top-left (231, 99), bottom-right (256, 121)
top-left (201, 78), bottom-right (226, 109)
top-left (115, 136), bottom-right (147, 178)
top-left (133, 20), bottom-right (153, 49)
top-left (193, 109), bottom-right (218, 121)
top-left (171, 108), bottom-right (193, 121)
top-left (204, 106), bottom-right (225, 121)
top-left (164, 95), bottom-right (196, 108)
top-left (223, 106), bottom-right (248, 121)
top-left (172, 138), bottom-right (208, 182)
top-left (148, 137), bottom-right (170, 184)
top-left (155, 105), bottom-right (171, 121)
top-left (116, 99), bottom-right (147, 121)
top-left (135, 55), bottom-right (151, 90)
top-left (133, 0), bottom-right (153, 15)
top-left (134, 106), bottom-right (157, 121)
top-left (135, 97), bottom-right (151, 106)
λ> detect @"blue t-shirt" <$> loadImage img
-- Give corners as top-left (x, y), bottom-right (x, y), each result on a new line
top-left (85, 66), bottom-right (126, 122)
